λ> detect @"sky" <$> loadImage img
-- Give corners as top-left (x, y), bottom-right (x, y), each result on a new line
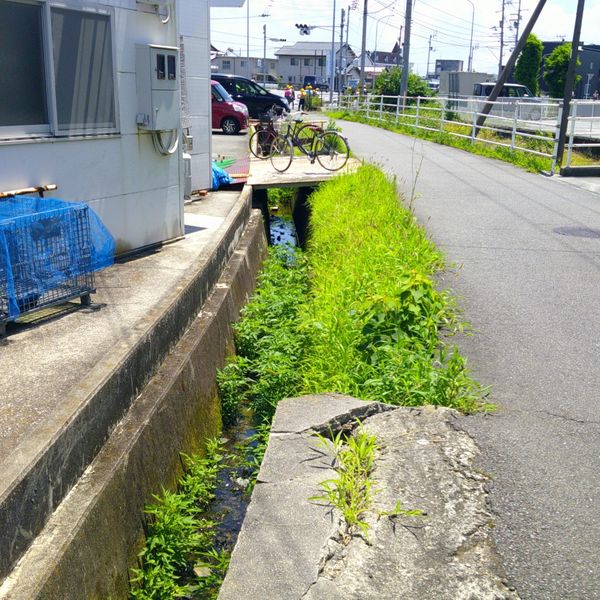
top-left (210, 0), bottom-right (600, 77)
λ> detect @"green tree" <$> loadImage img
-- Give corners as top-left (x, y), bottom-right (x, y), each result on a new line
top-left (514, 34), bottom-right (543, 95)
top-left (374, 67), bottom-right (431, 97)
top-left (543, 43), bottom-right (581, 98)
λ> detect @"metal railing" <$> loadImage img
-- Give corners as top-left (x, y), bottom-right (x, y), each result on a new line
top-left (331, 94), bottom-right (600, 172)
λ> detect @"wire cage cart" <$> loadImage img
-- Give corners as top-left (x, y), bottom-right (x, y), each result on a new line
top-left (0, 197), bottom-right (107, 336)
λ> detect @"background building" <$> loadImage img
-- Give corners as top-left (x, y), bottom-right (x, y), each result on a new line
top-left (275, 41), bottom-right (355, 87)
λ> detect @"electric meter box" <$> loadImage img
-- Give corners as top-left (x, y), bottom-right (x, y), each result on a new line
top-left (135, 44), bottom-right (180, 131)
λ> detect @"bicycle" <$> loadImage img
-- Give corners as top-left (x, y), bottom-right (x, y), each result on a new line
top-left (270, 124), bottom-right (350, 173)
top-left (248, 107), bottom-right (318, 159)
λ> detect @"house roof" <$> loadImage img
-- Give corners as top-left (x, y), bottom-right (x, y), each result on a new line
top-left (275, 41), bottom-right (353, 56)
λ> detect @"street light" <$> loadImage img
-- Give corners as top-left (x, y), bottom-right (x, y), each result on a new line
top-left (464, 0), bottom-right (475, 72)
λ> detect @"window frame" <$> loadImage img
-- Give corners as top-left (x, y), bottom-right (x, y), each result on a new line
top-left (0, 0), bottom-right (120, 140)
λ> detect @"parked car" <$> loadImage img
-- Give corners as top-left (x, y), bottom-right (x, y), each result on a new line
top-left (303, 76), bottom-right (329, 92)
top-left (211, 74), bottom-right (289, 119)
top-left (472, 82), bottom-right (543, 120)
top-left (211, 80), bottom-right (249, 134)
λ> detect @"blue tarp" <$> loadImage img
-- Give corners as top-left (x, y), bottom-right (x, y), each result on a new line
top-left (212, 163), bottom-right (235, 189)
top-left (0, 197), bottom-right (115, 319)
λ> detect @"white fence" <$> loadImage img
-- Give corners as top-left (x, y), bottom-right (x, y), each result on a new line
top-left (332, 94), bottom-right (600, 172)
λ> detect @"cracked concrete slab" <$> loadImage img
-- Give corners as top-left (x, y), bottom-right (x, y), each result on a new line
top-left (219, 395), bottom-right (518, 600)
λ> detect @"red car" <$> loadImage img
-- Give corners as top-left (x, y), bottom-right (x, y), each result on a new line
top-left (211, 80), bottom-right (249, 135)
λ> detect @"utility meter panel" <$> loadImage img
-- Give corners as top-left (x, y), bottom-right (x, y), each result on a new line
top-left (135, 44), bottom-right (180, 131)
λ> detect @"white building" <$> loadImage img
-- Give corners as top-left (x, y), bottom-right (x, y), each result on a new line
top-left (0, 0), bottom-right (239, 255)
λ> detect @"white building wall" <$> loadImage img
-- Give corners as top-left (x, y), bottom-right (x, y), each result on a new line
top-left (0, 0), bottom-right (187, 255)
top-left (179, 0), bottom-right (212, 192)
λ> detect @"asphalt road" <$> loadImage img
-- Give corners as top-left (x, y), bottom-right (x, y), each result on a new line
top-left (339, 120), bottom-right (600, 600)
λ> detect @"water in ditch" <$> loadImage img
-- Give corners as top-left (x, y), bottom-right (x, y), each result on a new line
top-left (203, 202), bottom-right (299, 557)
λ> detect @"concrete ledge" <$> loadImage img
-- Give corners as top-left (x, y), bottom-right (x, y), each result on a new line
top-left (0, 211), bottom-right (268, 599)
top-left (0, 188), bottom-right (252, 581)
top-left (559, 166), bottom-right (600, 177)
top-left (220, 395), bottom-right (518, 600)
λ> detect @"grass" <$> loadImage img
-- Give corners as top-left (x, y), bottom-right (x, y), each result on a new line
top-left (129, 439), bottom-right (228, 600)
top-left (300, 165), bottom-right (483, 413)
top-left (311, 423), bottom-right (424, 542)
top-left (218, 165), bottom-right (485, 434)
top-left (311, 424), bottom-right (378, 540)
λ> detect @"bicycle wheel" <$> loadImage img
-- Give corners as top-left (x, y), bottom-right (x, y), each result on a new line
top-left (270, 136), bottom-right (294, 173)
top-left (315, 131), bottom-right (350, 171)
top-left (295, 123), bottom-right (321, 156)
top-left (249, 128), bottom-right (277, 159)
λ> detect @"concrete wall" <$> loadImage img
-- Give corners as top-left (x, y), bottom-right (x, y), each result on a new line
top-left (1, 207), bottom-right (268, 599)
top-left (180, 0), bottom-right (212, 191)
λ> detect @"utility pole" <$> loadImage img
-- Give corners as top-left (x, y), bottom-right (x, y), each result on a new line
top-left (246, 0), bottom-right (250, 77)
top-left (400, 0), bottom-right (413, 99)
top-left (359, 0), bottom-right (368, 91)
top-left (339, 8), bottom-right (346, 94)
top-left (426, 33), bottom-right (436, 78)
top-left (499, 0), bottom-right (506, 76)
top-left (397, 25), bottom-right (403, 67)
top-left (330, 0), bottom-right (337, 103)
top-left (263, 24), bottom-right (267, 83)
top-left (514, 0), bottom-right (523, 45)
top-left (554, 0), bottom-right (586, 171)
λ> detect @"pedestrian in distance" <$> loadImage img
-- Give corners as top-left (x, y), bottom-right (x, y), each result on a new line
top-left (298, 87), bottom-right (306, 111)
top-left (593, 90), bottom-right (599, 101)
top-left (284, 85), bottom-right (294, 109)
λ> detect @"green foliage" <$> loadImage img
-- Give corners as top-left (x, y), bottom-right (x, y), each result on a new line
top-left (311, 424), bottom-right (378, 539)
top-left (514, 34), bottom-right (543, 96)
top-left (543, 43), bottom-right (581, 98)
top-left (374, 66), bottom-right (431, 98)
top-left (218, 245), bottom-right (310, 425)
top-left (129, 439), bottom-right (225, 600)
top-left (301, 165), bottom-right (483, 412)
top-left (192, 548), bottom-right (231, 599)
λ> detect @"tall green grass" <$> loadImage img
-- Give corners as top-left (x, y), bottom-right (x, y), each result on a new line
top-left (219, 166), bottom-right (484, 431)
top-left (300, 165), bottom-right (481, 412)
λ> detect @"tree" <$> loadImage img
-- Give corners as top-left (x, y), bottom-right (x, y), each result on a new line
top-left (514, 34), bottom-right (543, 96)
top-left (543, 43), bottom-right (581, 98)
top-left (374, 67), bottom-right (431, 97)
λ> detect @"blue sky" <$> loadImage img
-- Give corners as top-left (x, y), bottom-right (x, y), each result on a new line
top-left (210, 0), bottom-right (599, 76)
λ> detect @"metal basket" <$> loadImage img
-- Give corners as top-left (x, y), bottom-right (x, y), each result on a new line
top-left (0, 199), bottom-right (96, 334)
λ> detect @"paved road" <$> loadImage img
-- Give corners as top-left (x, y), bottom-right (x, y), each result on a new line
top-left (339, 121), bottom-right (600, 600)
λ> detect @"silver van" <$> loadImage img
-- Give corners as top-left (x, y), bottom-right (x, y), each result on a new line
top-left (472, 82), bottom-right (542, 120)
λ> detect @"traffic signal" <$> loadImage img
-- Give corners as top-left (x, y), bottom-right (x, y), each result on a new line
top-left (295, 23), bottom-right (311, 35)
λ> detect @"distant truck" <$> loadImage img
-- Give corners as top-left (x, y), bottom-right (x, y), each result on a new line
top-left (303, 76), bottom-right (329, 91)
top-left (439, 71), bottom-right (495, 97)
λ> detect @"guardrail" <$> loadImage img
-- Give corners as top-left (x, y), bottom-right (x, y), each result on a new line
top-left (331, 94), bottom-right (600, 172)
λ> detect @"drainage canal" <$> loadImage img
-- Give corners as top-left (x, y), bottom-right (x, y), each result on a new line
top-left (130, 186), bottom-right (311, 598)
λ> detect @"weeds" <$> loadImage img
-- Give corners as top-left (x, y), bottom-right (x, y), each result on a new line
top-left (311, 423), bottom-right (424, 542)
top-left (129, 439), bottom-right (225, 599)
top-left (311, 424), bottom-right (378, 540)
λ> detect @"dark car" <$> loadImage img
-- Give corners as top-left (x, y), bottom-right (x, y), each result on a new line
top-left (211, 73), bottom-right (289, 119)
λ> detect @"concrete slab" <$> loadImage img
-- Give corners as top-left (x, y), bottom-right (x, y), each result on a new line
top-left (248, 156), bottom-right (361, 189)
top-left (220, 396), bottom-right (516, 600)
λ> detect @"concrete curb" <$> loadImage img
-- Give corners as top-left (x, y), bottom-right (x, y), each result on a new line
top-left (0, 188), bottom-right (252, 582)
top-left (0, 210), bottom-right (268, 599)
